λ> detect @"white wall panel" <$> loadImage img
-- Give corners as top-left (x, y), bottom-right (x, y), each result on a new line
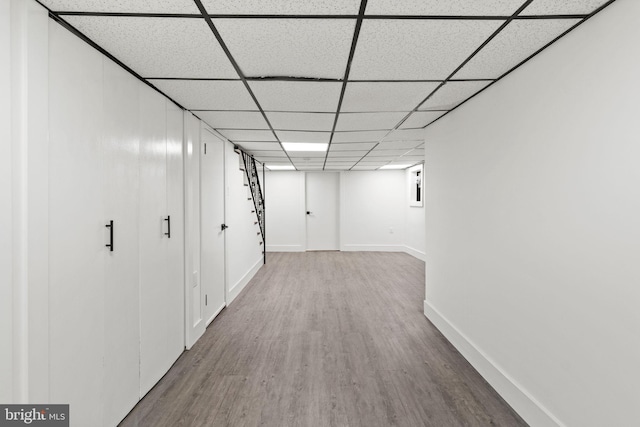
top-left (264, 172), bottom-right (306, 252)
top-left (48, 20), bottom-right (105, 425)
top-left (340, 171), bottom-right (405, 252)
top-left (423, 1), bottom-right (640, 425)
top-left (0, 0), bottom-right (13, 404)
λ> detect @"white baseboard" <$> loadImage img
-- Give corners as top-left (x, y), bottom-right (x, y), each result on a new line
top-left (403, 245), bottom-right (426, 261)
top-left (228, 258), bottom-right (263, 305)
top-left (423, 300), bottom-right (564, 427)
top-left (266, 244), bottom-right (305, 252)
top-left (341, 244), bottom-right (406, 252)
top-left (205, 303), bottom-right (226, 327)
top-left (340, 244), bottom-right (426, 261)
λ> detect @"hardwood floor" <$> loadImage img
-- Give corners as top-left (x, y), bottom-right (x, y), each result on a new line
top-left (120, 252), bottom-right (527, 427)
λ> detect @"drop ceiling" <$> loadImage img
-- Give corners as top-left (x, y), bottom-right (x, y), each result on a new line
top-left (38, 0), bottom-right (614, 170)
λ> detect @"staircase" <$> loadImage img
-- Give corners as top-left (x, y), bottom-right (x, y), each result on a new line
top-left (236, 146), bottom-right (266, 264)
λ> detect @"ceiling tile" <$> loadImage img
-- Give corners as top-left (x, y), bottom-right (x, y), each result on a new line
top-left (365, 0), bottom-right (524, 15)
top-left (217, 129), bottom-right (276, 141)
top-left (201, 0), bottom-right (360, 14)
top-left (336, 112), bottom-right (408, 131)
top-left (453, 19), bottom-right (580, 79)
top-left (327, 150), bottom-right (370, 157)
top-left (267, 112), bottom-right (335, 131)
top-left (399, 111), bottom-right (446, 128)
top-left (250, 81), bottom-right (342, 111)
top-left (342, 82), bottom-right (439, 112)
top-left (197, 111), bottom-right (268, 129)
top-left (418, 81), bottom-right (491, 110)
top-left (351, 165), bottom-right (379, 170)
top-left (288, 151), bottom-right (327, 158)
top-left (383, 128), bottom-right (426, 141)
top-left (332, 130), bottom-right (388, 143)
top-left (520, 0), bottom-right (610, 15)
top-left (349, 20), bottom-right (503, 79)
top-left (377, 140), bottom-right (423, 150)
top-left (149, 80), bottom-right (256, 110)
top-left (214, 19), bottom-right (354, 79)
top-left (331, 142), bottom-right (377, 151)
top-left (277, 131), bottom-right (331, 143)
top-left (326, 156), bottom-right (362, 161)
top-left (368, 149), bottom-right (413, 157)
top-left (41, 0), bottom-right (199, 13)
top-left (235, 142), bottom-right (282, 151)
top-left (65, 17), bottom-right (236, 78)
top-left (245, 150), bottom-right (287, 158)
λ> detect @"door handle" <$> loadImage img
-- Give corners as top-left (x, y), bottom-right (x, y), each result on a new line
top-left (164, 215), bottom-right (171, 238)
top-left (105, 220), bottom-right (114, 252)
top-left (306, 211), bottom-right (312, 215)
top-left (221, 224), bottom-right (228, 231)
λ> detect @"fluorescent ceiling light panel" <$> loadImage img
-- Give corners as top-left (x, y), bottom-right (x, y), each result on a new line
top-left (266, 165), bottom-right (296, 171)
top-left (282, 142), bottom-right (328, 152)
top-left (379, 164), bottom-right (413, 170)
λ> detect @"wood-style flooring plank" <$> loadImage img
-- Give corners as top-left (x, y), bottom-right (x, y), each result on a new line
top-left (120, 252), bottom-right (527, 427)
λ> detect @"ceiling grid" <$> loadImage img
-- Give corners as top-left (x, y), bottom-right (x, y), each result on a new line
top-left (37, 0), bottom-right (616, 170)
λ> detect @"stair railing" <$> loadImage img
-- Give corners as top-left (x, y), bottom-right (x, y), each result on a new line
top-left (237, 147), bottom-right (266, 264)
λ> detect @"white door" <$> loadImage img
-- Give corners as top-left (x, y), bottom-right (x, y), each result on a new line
top-left (139, 87), bottom-right (171, 397)
top-left (48, 24), bottom-right (106, 426)
top-left (306, 172), bottom-right (339, 250)
top-left (102, 59), bottom-right (141, 426)
top-left (201, 129), bottom-right (226, 325)
top-left (165, 102), bottom-right (185, 363)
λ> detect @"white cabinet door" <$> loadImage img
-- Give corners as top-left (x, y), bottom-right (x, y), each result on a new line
top-left (102, 59), bottom-right (141, 426)
top-left (139, 87), bottom-right (171, 397)
top-left (201, 129), bottom-right (226, 325)
top-left (48, 22), bottom-right (106, 426)
top-left (165, 102), bottom-right (185, 363)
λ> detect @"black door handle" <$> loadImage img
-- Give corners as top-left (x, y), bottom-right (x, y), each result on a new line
top-left (221, 224), bottom-right (228, 231)
top-left (306, 211), bottom-right (312, 215)
top-left (164, 215), bottom-right (171, 238)
top-left (106, 220), bottom-right (114, 252)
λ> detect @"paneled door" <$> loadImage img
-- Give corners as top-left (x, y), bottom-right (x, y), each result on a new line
top-left (200, 128), bottom-right (226, 325)
top-left (48, 22), bottom-right (106, 426)
top-left (102, 59), bottom-right (141, 426)
top-left (138, 87), bottom-right (171, 397)
top-left (306, 172), bottom-right (340, 250)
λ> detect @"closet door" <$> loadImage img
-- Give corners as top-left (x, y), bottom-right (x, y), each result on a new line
top-left (48, 22), bottom-right (105, 425)
top-left (201, 128), bottom-right (226, 324)
top-left (102, 59), bottom-right (141, 426)
top-left (139, 88), bottom-right (171, 396)
top-left (165, 102), bottom-right (185, 363)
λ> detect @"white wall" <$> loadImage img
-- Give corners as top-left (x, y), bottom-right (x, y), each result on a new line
top-left (405, 166), bottom-right (426, 260)
top-left (264, 170), bottom-right (425, 258)
top-left (225, 143), bottom-right (265, 303)
top-left (0, 0), bottom-right (13, 404)
top-left (264, 171), bottom-right (306, 252)
top-left (340, 171), bottom-right (406, 252)
top-left (423, 1), bottom-right (640, 426)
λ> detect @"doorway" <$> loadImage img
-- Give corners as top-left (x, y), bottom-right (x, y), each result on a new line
top-left (305, 172), bottom-right (339, 251)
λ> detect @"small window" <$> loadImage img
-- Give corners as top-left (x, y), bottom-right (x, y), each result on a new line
top-left (409, 164), bottom-right (424, 207)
